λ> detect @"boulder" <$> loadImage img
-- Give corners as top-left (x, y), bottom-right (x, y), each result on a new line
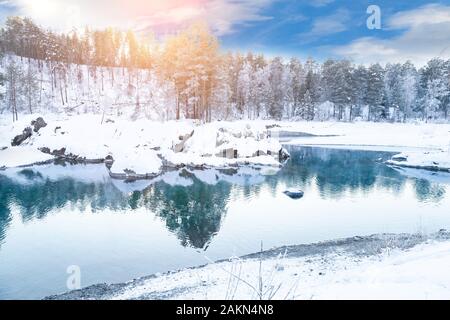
top-left (253, 150), bottom-right (267, 157)
top-left (173, 130), bottom-right (194, 153)
top-left (52, 148), bottom-right (66, 157)
top-left (266, 124), bottom-right (281, 130)
top-left (392, 155), bottom-right (408, 162)
top-left (11, 127), bottom-right (33, 146)
top-left (105, 155), bottom-right (114, 169)
top-left (279, 148), bottom-right (290, 161)
top-left (39, 147), bottom-right (51, 154)
top-left (31, 117), bottom-right (47, 133)
top-left (283, 189), bottom-right (304, 199)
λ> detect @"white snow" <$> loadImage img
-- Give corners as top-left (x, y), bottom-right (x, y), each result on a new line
top-left (0, 146), bottom-right (54, 168)
top-left (271, 120), bottom-right (450, 173)
top-left (274, 121), bottom-right (450, 151)
top-left (2, 117), bottom-right (450, 175)
top-left (110, 240), bottom-right (450, 300)
top-left (0, 115), bottom-right (285, 174)
top-left (0, 164), bottom-right (114, 190)
top-left (387, 150), bottom-right (450, 172)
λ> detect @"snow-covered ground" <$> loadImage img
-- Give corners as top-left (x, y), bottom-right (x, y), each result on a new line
top-left (0, 114), bottom-right (286, 176)
top-left (275, 121), bottom-right (450, 151)
top-left (387, 150), bottom-right (450, 172)
top-left (272, 121), bottom-right (450, 172)
top-left (47, 232), bottom-right (450, 300)
top-left (113, 241), bottom-right (450, 300)
top-left (2, 116), bottom-right (450, 175)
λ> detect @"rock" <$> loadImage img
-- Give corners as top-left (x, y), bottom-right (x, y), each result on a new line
top-left (279, 148), bottom-right (290, 161)
top-left (0, 166), bottom-right (6, 171)
top-left (11, 127), bottom-right (33, 146)
top-left (54, 126), bottom-right (61, 133)
top-left (124, 169), bottom-right (137, 175)
top-left (173, 130), bottom-right (195, 153)
top-left (39, 147), bottom-right (51, 154)
top-left (283, 189), bottom-right (304, 199)
top-left (392, 155), bottom-right (408, 162)
top-left (218, 168), bottom-right (239, 176)
top-left (215, 132), bottom-right (229, 147)
top-left (1, 146), bottom-right (7, 151)
top-left (253, 150), bottom-right (267, 157)
top-left (52, 148), bottom-right (66, 157)
top-left (104, 155), bottom-right (114, 169)
top-left (216, 148), bottom-right (238, 159)
top-left (31, 117), bottom-right (47, 132)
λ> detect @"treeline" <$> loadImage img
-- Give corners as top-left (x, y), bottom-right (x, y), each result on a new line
top-left (1, 16), bottom-right (449, 123)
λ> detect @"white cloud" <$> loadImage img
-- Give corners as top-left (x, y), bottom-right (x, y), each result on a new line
top-left (310, 0), bottom-right (335, 8)
top-left (298, 9), bottom-right (351, 43)
top-left (8, 0), bottom-right (274, 35)
top-left (334, 4), bottom-right (450, 66)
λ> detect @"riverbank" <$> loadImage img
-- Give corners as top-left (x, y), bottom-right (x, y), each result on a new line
top-left (47, 230), bottom-right (450, 300)
top-left (0, 115), bottom-right (289, 178)
top-left (2, 116), bottom-right (449, 175)
top-left (274, 121), bottom-right (450, 172)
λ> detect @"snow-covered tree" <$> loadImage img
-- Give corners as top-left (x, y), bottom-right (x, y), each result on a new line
top-left (400, 61), bottom-right (419, 121)
top-left (365, 63), bottom-right (385, 121)
top-left (5, 58), bottom-right (24, 121)
top-left (267, 57), bottom-right (285, 120)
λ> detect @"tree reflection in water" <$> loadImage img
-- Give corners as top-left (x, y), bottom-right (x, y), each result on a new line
top-left (0, 146), bottom-right (448, 249)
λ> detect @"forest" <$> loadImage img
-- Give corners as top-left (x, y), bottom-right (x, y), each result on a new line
top-left (0, 16), bottom-right (449, 123)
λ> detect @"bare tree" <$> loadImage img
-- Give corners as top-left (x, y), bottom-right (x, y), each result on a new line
top-left (5, 58), bottom-right (24, 121)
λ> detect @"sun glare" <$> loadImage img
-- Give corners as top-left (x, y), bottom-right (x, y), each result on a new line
top-left (23, 0), bottom-right (58, 18)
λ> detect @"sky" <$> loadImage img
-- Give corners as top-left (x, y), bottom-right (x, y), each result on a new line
top-left (1, 0), bottom-right (450, 65)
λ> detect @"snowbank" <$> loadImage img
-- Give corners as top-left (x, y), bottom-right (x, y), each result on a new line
top-left (274, 121), bottom-right (450, 151)
top-left (386, 150), bottom-right (450, 172)
top-left (0, 146), bottom-right (54, 169)
top-left (0, 115), bottom-right (287, 177)
top-left (1, 163), bottom-right (111, 185)
top-left (47, 231), bottom-right (450, 300)
top-left (270, 120), bottom-right (450, 173)
top-left (112, 241), bottom-right (450, 300)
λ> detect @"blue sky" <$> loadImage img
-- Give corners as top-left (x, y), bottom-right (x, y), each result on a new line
top-left (1, 0), bottom-right (450, 65)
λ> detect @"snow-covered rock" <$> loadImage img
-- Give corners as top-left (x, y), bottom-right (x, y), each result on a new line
top-left (0, 115), bottom-right (288, 177)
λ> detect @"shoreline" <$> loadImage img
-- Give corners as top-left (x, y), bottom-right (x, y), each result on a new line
top-left (46, 230), bottom-right (450, 300)
top-left (2, 116), bottom-right (449, 177)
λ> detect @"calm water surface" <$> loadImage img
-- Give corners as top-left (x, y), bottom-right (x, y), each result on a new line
top-left (1, 146), bottom-right (450, 299)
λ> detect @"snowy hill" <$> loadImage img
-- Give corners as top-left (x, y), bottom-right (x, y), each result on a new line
top-left (0, 55), bottom-right (175, 121)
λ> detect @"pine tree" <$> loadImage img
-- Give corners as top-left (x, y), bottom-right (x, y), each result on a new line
top-left (365, 63), bottom-right (385, 121)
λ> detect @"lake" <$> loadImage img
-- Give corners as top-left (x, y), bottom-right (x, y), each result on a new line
top-left (1, 145), bottom-right (450, 299)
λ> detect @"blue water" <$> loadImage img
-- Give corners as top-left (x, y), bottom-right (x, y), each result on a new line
top-left (1, 146), bottom-right (450, 299)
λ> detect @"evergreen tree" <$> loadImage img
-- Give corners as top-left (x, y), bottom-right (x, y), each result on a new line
top-left (365, 63), bottom-right (385, 121)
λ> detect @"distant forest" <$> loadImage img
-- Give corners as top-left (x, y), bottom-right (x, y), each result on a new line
top-left (0, 16), bottom-right (449, 123)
